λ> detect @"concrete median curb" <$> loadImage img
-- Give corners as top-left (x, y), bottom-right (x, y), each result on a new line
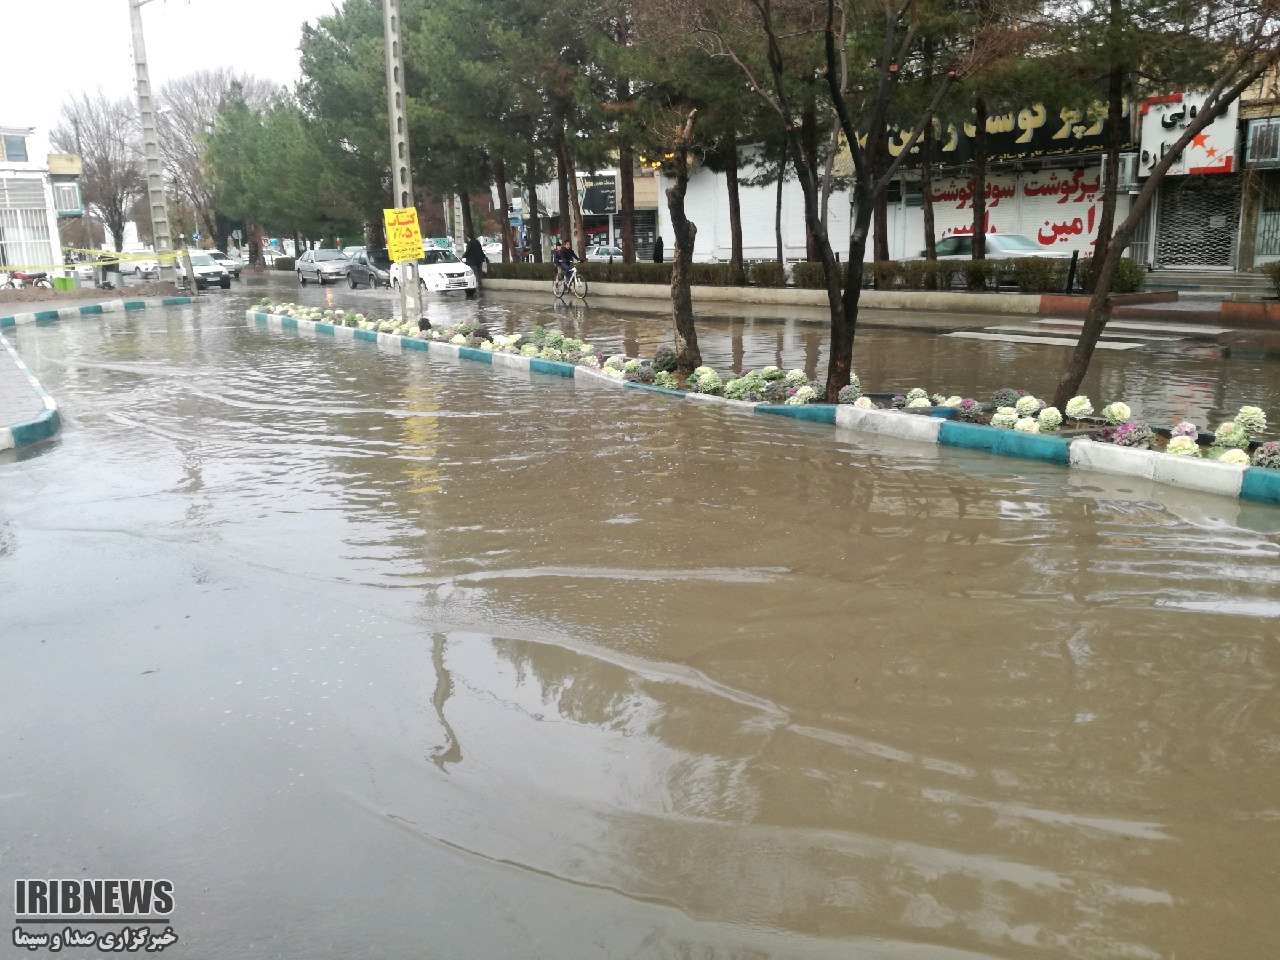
top-left (246, 308), bottom-right (1280, 511)
top-left (0, 296), bottom-right (194, 328)
top-left (0, 332), bottom-right (60, 451)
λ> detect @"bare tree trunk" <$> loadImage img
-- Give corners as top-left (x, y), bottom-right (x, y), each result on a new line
top-left (458, 190), bottom-right (474, 241)
top-left (775, 157), bottom-right (785, 264)
top-left (564, 146), bottom-right (586, 257)
top-left (725, 135), bottom-right (744, 284)
top-left (972, 97), bottom-right (988, 260)
top-left (922, 121), bottom-right (938, 270)
top-left (492, 155), bottom-right (512, 263)
top-left (619, 142), bottom-right (636, 263)
top-left (555, 138), bottom-right (572, 245)
top-left (526, 152), bottom-right (543, 263)
top-left (1088, 61), bottom-right (1126, 292)
top-left (667, 110), bottom-right (702, 375)
top-left (803, 89), bottom-right (820, 262)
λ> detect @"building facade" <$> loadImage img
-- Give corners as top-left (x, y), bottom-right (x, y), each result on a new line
top-left (0, 126), bottom-right (66, 274)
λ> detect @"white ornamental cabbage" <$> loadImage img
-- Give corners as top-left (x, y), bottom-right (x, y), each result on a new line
top-left (1102, 401), bottom-right (1131, 424)
top-left (906, 388), bottom-right (928, 401)
top-left (853, 396), bottom-right (874, 409)
top-left (991, 407), bottom-right (1018, 429)
top-left (1038, 407), bottom-right (1063, 431)
top-left (450, 334), bottom-right (468, 345)
top-left (1014, 417), bottom-right (1040, 433)
top-left (1235, 406), bottom-right (1267, 436)
top-left (1217, 448), bottom-right (1251, 465)
top-left (604, 355), bottom-right (627, 372)
top-left (1015, 395), bottom-right (1041, 417)
top-left (784, 369), bottom-right (809, 387)
top-left (785, 386), bottom-right (818, 405)
top-left (1065, 396), bottom-right (1093, 419)
top-left (943, 396), bottom-right (963, 407)
top-left (623, 358), bottom-right (643, 374)
top-left (907, 397), bottom-right (931, 408)
top-left (1166, 436), bottom-right (1200, 457)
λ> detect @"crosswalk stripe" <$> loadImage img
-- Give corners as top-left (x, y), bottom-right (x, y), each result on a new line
top-left (982, 325), bottom-right (1184, 341)
top-left (946, 332), bottom-right (1142, 350)
top-left (1032, 318), bottom-right (1228, 335)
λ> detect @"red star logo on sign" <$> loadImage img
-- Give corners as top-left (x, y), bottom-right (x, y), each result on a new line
top-left (1192, 133), bottom-right (1210, 149)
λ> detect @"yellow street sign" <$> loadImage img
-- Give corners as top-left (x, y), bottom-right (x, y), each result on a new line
top-left (383, 207), bottom-right (424, 263)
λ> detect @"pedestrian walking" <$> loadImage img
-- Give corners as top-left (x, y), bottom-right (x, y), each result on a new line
top-left (463, 235), bottom-right (489, 290)
top-left (652, 236), bottom-right (664, 264)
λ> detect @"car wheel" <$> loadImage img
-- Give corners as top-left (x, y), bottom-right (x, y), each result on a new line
top-left (465, 289), bottom-right (477, 299)
top-left (298, 271), bottom-right (306, 285)
top-left (221, 278), bottom-right (231, 289)
top-left (348, 274), bottom-right (358, 288)
top-left (134, 267), bottom-right (142, 278)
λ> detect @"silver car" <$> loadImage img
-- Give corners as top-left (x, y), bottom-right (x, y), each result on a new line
top-left (296, 249), bottom-right (350, 285)
top-left (919, 234), bottom-right (1074, 259)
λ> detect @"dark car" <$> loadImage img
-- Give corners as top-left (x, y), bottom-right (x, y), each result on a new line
top-left (346, 248), bottom-right (392, 288)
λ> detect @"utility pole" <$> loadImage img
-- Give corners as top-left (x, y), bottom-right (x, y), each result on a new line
top-left (382, 0), bottom-right (422, 322)
top-left (128, 0), bottom-right (175, 286)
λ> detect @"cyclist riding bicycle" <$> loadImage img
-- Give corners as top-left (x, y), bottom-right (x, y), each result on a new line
top-left (552, 239), bottom-right (581, 282)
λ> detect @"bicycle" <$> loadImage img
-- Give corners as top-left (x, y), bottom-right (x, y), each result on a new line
top-left (552, 263), bottom-right (588, 301)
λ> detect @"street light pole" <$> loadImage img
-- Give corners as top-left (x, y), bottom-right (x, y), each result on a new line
top-left (382, 0), bottom-right (422, 322)
top-left (128, 0), bottom-right (175, 286)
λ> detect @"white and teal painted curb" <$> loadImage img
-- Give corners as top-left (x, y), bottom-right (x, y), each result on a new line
top-left (0, 296), bottom-right (194, 329)
top-left (0, 332), bottom-right (60, 450)
top-left (246, 309), bottom-right (1280, 510)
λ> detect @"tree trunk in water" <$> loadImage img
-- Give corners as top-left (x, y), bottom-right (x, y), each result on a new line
top-left (725, 136), bottom-right (744, 284)
top-left (922, 121), bottom-right (937, 266)
top-left (667, 110), bottom-right (702, 375)
top-left (555, 139), bottom-right (572, 245)
top-left (492, 155), bottom-right (512, 263)
top-left (775, 158), bottom-right (785, 264)
top-left (972, 97), bottom-right (987, 260)
top-left (1088, 58), bottom-right (1126, 292)
top-left (458, 190), bottom-right (474, 241)
top-left (526, 152), bottom-right (543, 263)
top-left (619, 141), bottom-right (636, 264)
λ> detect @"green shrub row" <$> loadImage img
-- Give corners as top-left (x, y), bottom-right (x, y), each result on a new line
top-left (488, 255), bottom-right (1146, 295)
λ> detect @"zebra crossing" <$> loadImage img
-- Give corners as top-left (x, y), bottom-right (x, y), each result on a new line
top-left (946, 317), bottom-right (1228, 350)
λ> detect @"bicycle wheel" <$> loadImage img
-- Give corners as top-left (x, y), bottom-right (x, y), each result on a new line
top-left (571, 272), bottom-right (587, 300)
top-left (552, 276), bottom-right (567, 299)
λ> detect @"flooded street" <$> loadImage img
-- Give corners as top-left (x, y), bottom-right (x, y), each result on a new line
top-left (3, 277), bottom-right (1280, 959)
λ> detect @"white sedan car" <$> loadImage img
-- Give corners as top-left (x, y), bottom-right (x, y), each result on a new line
top-left (917, 234), bottom-right (1075, 260)
top-left (130, 257), bottom-right (160, 279)
top-left (393, 249), bottom-right (477, 297)
top-left (175, 252), bottom-right (232, 290)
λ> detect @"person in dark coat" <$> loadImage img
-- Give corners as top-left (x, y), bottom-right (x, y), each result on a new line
top-left (652, 236), bottom-right (664, 264)
top-left (463, 236), bottom-right (489, 289)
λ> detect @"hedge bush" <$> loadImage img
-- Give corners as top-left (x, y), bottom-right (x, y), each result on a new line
top-left (487, 262), bottom-right (556, 280)
top-left (1076, 257), bottom-right (1146, 294)
top-left (273, 257), bottom-right (295, 271)
top-left (689, 262), bottom-right (746, 286)
top-left (791, 262), bottom-right (826, 289)
top-left (1260, 261), bottom-right (1280, 297)
top-left (748, 261), bottom-right (786, 287)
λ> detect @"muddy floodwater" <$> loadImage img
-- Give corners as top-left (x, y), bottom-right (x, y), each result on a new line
top-left (2, 282), bottom-right (1280, 959)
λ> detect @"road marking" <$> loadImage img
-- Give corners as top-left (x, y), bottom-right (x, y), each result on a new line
top-left (946, 332), bottom-right (1142, 350)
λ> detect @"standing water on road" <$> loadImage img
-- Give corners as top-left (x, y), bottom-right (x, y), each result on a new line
top-left (2, 285), bottom-right (1279, 959)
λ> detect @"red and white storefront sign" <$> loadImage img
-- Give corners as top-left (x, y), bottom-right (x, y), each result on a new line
top-left (923, 166), bottom-right (1112, 256)
top-left (1138, 93), bottom-right (1238, 177)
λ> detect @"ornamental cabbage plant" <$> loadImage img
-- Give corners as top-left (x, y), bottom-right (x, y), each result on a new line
top-left (991, 407), bottom-right (1018, 429)
top-left (854, 396), bottom-right (874, 408)
top-left (1014, 417), bottom-right (1040, 433)
top-left (652, 347), bottom-right (678, 373)
top-left (653, 371), bottom-right (678, 389)
top-left (1038, 407), bottom-right (1063, 432)
top-left (1171, 421), bottom-right (1199, 438)
top-left (1214, 421), bottom-right (1250, 449)
top-left (956, 399), bottom-right (982, 422)
top-left (1065, 396), bottom-right (1093, 419)
top-left (1252, 441), bottom-right (1280, 469)
top-left (1015, 395), bottom-right (1041, 417)
top-left (836, 385), bottom-right (860, 404)
top-left (784, 369), bottom-right (809, 387)
top-left (1218, 449), bottom-right (1251, 465)
top-left (1235, 406), bottom-right (1267, 436)
top-left (906, 388), bottom-right (928, 401)
top-left (1166, 436), bottom-right (1201, 457)
top-left (1102, 401), bottom-right (1131, 424)
top-left (785, 386), bottom-right (818, 405)
top-left (907, 397), bottom-right (931, 408)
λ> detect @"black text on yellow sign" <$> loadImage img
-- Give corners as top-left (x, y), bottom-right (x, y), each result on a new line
top-left (383, 208), bottom-right (424, 263)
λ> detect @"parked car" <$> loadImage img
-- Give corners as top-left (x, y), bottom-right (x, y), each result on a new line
top-left (393, 248), bottom-right (477, 297)
top-left (207, 250), bottom-right (242, 279)
top-left (130, 256), bottom-right (160, 279)
top-left (296, 248), bottom-right (350, 284)
top-left (918, 234), bottom-right (1075, 260)
top-left (584, 244), bottom-right (624, 261)
top-left (176, 252), bottom-right (231, 290)
top-left (346, 248), bottom-right (392, 288)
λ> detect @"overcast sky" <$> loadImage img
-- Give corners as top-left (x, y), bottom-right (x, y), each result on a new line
top-left (8, 0), bottom-right (342, 158)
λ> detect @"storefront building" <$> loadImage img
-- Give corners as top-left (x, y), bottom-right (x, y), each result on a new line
top-left (1, 126), bottom-right (64, 273)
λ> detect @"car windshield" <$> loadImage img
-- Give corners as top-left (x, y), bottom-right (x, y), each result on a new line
top-left (209, 252), bottom-right (229, 260)
top-left (369, 250), bottom-right (392, 267)
top-left (420, 250), bottom-right (460, 264)
top-left (189, 254), bottom-right (216, 266)
top-left (315, 250), bottom-right (347, 261)
top-left (992, 235), bottom-right (1041, 252)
